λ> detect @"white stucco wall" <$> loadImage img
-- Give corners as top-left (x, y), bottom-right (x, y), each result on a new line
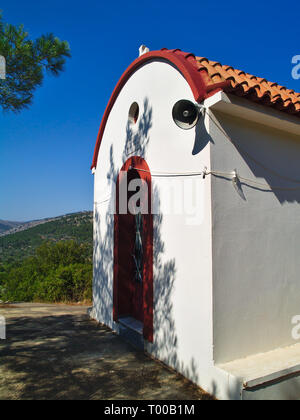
top-left (209, 108), bottom-right (300, 364)
top-left (92, 61), bottom-right (300, 398)
top-left (92, 59), bottom-right (221, 395)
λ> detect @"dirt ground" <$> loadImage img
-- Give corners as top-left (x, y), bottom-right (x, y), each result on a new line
top-left (0, 303), bottom-right (213, 400)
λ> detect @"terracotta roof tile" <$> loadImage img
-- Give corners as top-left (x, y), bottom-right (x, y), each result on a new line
top-left (196, 56), bottom-right (300, 117)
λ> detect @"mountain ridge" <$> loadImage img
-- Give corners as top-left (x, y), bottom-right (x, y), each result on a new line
top-left (0, 220), bottom-right (24, 235)
top-left (0, 211), bottom-right (93, 265)
top-left (0, 211), bottom-right (92, 237)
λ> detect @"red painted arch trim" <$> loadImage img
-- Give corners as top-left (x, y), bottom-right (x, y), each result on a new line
top-left (91, 48), bottom-right (210, 170)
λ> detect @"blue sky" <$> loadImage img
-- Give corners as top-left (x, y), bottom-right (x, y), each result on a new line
top-left (0, 0), bottom-right (299, 221)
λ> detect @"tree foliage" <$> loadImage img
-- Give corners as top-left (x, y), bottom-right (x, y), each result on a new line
top-left (0, 12), bottom-right (71, 111)
top-left (0, 241), bottom-right (92, 303)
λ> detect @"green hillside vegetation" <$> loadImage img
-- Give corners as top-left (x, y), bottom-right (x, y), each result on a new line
top-left (0, 212), bottom-right (93, 303)
top-left (0, 212), bottom-right (93, 265)
top-left (0, 241), bottom-right (92, 303)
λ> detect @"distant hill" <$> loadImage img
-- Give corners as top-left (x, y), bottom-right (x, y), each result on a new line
top-left (0, 214), bottom-right (76, 238)
top-left (0, 220), bottom-right (24, 235)
top-left (0, 211), bottom-right (93, 265)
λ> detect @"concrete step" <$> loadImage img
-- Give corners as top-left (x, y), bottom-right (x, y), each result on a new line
top-left (118, 317), bottom-right (144, 351)
top-left (217, 342), bottom-right (300, 400)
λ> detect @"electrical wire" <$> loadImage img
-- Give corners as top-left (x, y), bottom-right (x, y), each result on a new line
top-left (131, 167), bottom-right (204, 177)
top-left (133, 166), bottom-right (300, 191)
top-left (94, 198), bottom-right (111, 205)
top-left (94, 110), bottom-right (300, 192)
top-left (209, 172), bottom-right (300, 191)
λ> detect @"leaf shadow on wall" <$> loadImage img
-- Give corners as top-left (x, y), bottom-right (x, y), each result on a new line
top-left (93, 98), bottom-right (153, 325)
top-left (93, 96), bottom-right (203, 390)
top-left (148, 186), bottom-right (200, 385)
top-left (123, 98), bottom-right (152, 161)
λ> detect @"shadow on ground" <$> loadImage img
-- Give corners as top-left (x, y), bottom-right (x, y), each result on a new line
top-left (0, 305), bottom-right (213, 400)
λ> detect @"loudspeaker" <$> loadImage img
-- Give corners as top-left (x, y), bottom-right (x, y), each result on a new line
top-left (172, 100), bottom-right (200, 130)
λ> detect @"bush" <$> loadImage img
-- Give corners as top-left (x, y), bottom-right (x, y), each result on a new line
top-left (0, 240), bottom-right (92, 303)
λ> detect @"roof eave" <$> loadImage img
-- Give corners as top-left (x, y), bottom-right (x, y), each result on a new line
top-left (204, 91), bottom-right (300, 137)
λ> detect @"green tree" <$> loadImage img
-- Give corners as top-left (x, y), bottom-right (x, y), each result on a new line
top-left (0, 12), bottom-right (71, 112)
top-left (0, 241), bottom-right (92, 303)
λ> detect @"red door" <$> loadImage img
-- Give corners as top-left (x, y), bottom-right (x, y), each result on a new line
top-left (113, 157), bottom-right (153, 342)
top-left (117, 168), bottom-right (143, 322)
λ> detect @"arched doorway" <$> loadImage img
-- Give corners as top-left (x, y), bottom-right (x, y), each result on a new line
top-left (113, 157), bottom-right (153, 342)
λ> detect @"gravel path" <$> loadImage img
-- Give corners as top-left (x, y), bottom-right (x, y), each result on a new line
top-left (0, 303), bottom-right (212, 400)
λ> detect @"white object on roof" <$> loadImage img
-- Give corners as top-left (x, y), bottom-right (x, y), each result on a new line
top-left (139, 45), bottom-right (149, 57)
